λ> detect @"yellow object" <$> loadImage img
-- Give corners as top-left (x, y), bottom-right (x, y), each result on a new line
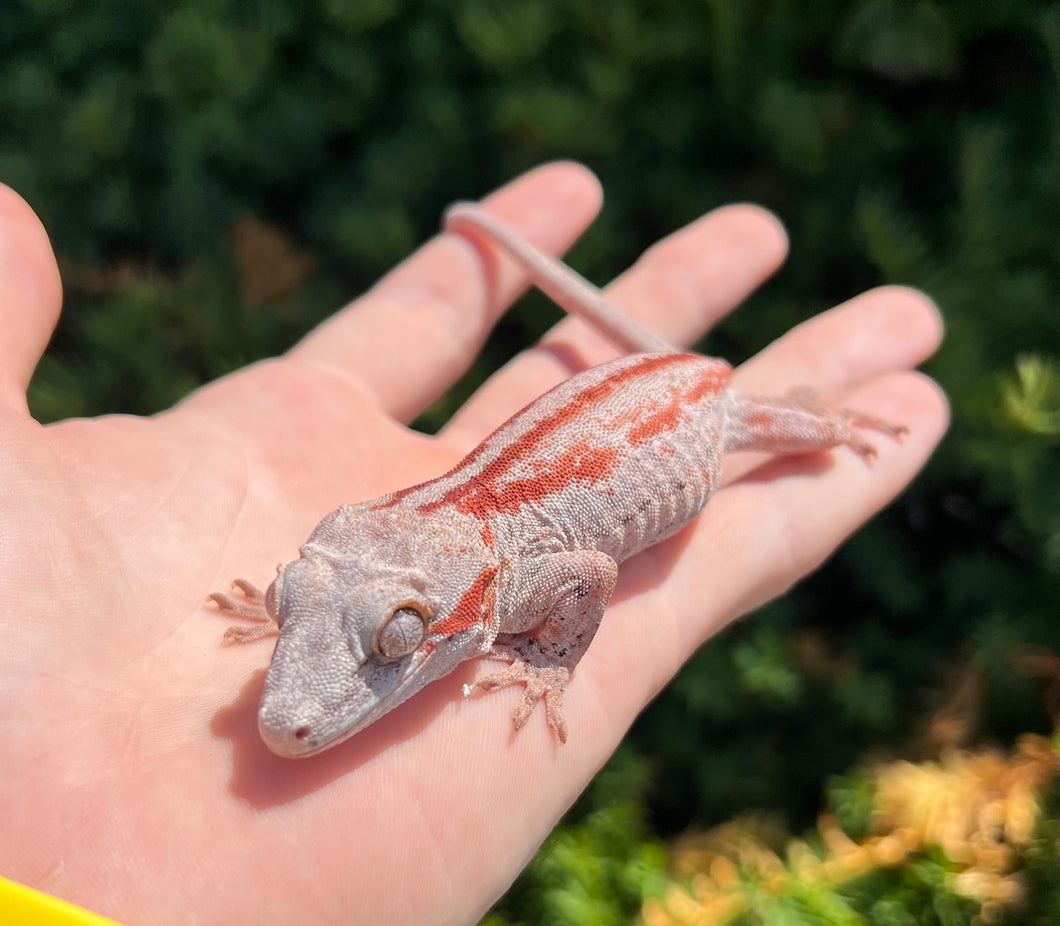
top-left (0, 876), bottom-right (124, 926)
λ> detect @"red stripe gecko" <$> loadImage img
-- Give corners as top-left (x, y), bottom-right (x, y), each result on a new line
top-left (211, 203), bottom-right (905, 756)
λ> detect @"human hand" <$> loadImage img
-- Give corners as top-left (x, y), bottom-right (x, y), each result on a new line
top-left (0, 163), bottom-right (946, 925)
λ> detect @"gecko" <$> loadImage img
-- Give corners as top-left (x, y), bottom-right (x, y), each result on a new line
top-left (210, 202), bottom-right (906, 757)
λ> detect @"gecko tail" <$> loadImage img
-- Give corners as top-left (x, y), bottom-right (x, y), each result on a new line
top-left (443, 202), bottom-right (674, 357)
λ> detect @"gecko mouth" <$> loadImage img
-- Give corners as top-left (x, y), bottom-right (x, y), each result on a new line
top-left (257, 645), bottom-right (436, 757)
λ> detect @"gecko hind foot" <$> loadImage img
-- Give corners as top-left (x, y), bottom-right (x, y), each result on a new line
top-left (785, 386), bottom-right (908, 436)
top-left (840, 407), bottom-right (909, 439)
top-left (783, 387), bottom-right (908, 461)
top-left (465, 660), bottom-right (570, 743)
top-left (837, 411), bottom-right (908, 461)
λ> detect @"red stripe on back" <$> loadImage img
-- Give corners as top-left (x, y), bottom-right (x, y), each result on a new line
top-left (427, 440), bottom-right (622, 519)
top-left (627, 364), bottom-right (729, 445)
top-left (416, 354), bottom-right (699, 519)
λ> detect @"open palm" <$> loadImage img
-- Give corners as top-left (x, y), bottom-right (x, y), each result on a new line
top-left (0, 163), bottom-right (946, 925)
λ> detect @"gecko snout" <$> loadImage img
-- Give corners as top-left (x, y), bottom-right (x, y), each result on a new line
top-left (258, 698), bottom-right (325, 757)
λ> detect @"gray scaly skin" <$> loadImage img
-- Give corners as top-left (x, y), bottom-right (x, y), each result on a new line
top-left (211, 203), bottom-right (906, 757)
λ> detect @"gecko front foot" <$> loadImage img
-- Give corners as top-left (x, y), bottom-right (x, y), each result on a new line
top-left (464, 660), bottom-right (571, 743)
top-left (208, 579), bottom-right (278, 644)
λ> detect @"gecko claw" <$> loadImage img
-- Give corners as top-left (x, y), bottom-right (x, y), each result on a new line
top-left (845, 435), bottom-right (879, 462)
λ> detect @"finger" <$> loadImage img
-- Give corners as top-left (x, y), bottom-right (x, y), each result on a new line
top-left (439, 204), bottom-right (789, 448)
top-left (734, 285), bottom-right (944, 395)
top-left (598, 371), bottom-right (949, 700)
top-left (720, 285), bottom-right (944, 484)
top-left (0, 184), bottom-right (63, 411)
top-left (290, 161), bottom-right (603, 423)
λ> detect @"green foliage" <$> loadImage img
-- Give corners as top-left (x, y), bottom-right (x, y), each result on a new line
top-left (1024, 777), bottom-right (1060, 925)
top-left (2, 0), bottom-right (1056, 923)
top-left (840, 858), bottom-right (980, 926)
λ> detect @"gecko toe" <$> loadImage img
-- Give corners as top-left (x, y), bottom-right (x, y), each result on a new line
top-left (543, 688), bottom-right (568, 743)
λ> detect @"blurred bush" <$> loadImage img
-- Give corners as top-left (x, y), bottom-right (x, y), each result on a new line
top-left (641, 736), bottom-right (1058, 925)
top-left (3, 0), bottom-right (1056, 922)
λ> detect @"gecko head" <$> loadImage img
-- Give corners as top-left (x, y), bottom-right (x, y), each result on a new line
top-left (254, 512), bottom-right (485, 757)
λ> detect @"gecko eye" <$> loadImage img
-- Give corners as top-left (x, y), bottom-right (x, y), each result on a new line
top-left (373, 606), bottom-right (428, 662)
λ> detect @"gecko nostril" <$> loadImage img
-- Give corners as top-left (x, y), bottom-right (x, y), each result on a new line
top-left (294, 725), bottom-right (311, 740)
